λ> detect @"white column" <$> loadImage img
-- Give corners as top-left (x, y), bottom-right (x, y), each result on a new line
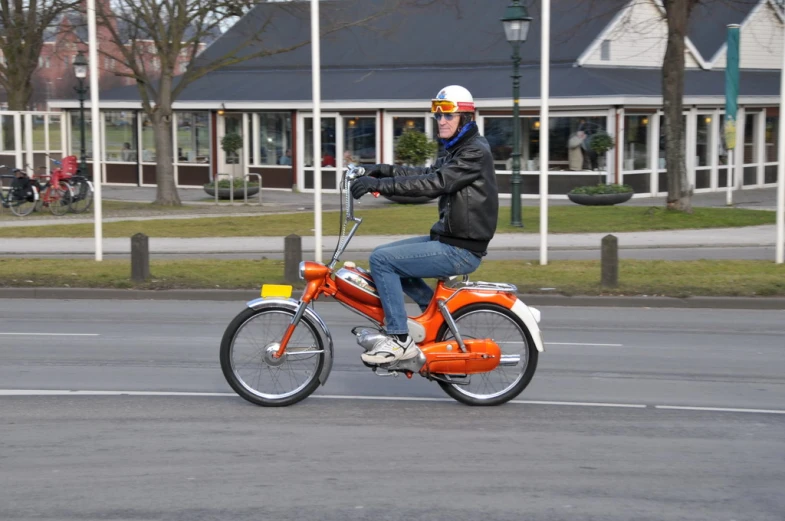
top-left (614, 108), bottom-right (624, 184)
top-left (757, 109), bottom-right (766, 186)
top-left (171, 112), bottom-right (178, 186)
top-left (710, 109), bottom-right (720, 190)
top-left (649, 113), bottom-right (660, 196)
top-left (686, 107), bottom-right (697, 191)
top-left (252, 113), bottom-right (260, 166)
top-left (311, 0), bottom-right (323, 263)
top-left (539, 0), bottom-right (550, 266)
top-left (13, 112), bottom-right (22, 169)
top-left (24, 113), bottom-right (34, 173)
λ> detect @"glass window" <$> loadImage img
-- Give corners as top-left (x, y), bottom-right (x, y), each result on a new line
top-left (2, 115), bottom-right (15, 151)
top-left (32, 115), bottom-right (47, 150)
top-left (765, 112), bottom-right (778, 163)
top-left (70, 111), bottom-right (93, 159)
top-left (695, 114), bottom-right (714, 168)
top-left (258, 112), bottom-right (291, 166)
top-left (48, 115), bottom-right (62, 151)
top-left (176, 111), bottom-right (210, 163)
top-left (104, 111), bottom-right (137, 162)
top-left (304, 117), bottom-right (336, 168)
top-left (343, 116), bottom-right (376, 165)
top-left (743, 113), bottom-right (757, 164)
top-left (141, 114), bottom-right (155, 162)
top-left (483, 117), bottom-right (541, 171)
top-left (392, 117), bottom-right (426, 165)
top-left (550, 116), bottom-right (606, 171)
top-left (623, 115), bottom-right (650, 170)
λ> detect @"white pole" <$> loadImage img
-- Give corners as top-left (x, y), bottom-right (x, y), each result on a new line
top-left (311, 0), bottom-right (322, 263)
top-left (539, 0), bottom-right (550, 266)
top-left (776, 21), bottom-right (785, 264)
top-left (87, 0), bottom-right (102, 261)
top-left (726, 148), bottom-right (733, 206)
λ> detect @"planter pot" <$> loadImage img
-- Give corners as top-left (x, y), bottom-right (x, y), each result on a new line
top-left (567, 191), bottom-right (633, 206)
top-left (204, 185), bottom-right (260, 199)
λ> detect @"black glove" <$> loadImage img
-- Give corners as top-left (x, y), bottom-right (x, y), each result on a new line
top-left (363, 164), bottom-right (393, 178)
top-left (350, 176), bottom-right (380, 199)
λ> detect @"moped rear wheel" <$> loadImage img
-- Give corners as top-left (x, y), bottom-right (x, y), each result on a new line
top-left (220, 306), bottom-right (324, 407)
top-left (436, 303), bottom-right (538, 406)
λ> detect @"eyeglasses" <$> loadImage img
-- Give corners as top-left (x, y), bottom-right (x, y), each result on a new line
top-left (433, 113), bottom-right (457, 122)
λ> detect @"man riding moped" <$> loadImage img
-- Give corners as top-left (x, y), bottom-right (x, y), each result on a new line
top-left (350, 85), bottom-right (499, 365)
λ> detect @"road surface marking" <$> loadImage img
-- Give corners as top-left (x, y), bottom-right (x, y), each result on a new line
top-left (655, 405), bottom-right (785, 415)
top-left (1, 390), bottom-right (783, 415)
top-left (0, 333), bottom-right (100, 337)
top-left (547, 342), bottom-right (624, 347)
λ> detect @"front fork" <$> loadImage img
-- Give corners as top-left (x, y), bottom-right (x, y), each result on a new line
top-left (274, 299), bottom-right (310, 358)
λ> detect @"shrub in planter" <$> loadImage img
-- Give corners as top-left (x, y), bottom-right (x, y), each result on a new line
top-left (568, 183), bottom-right (634, 206)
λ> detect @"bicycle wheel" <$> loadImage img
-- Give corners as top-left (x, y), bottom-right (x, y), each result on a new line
top-left (220, 306), bottom-right (325, 407)
top-left (436, 303), bottom-right (538, 406)
top-left (69, 178), bottom-right (93, 214)
top-left (7, 191), bottom-right (37, 217)
top-left (47, 181), bottom-right (73, 216)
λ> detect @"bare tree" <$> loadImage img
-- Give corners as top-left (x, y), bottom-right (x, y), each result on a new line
top-left (94, 0), bottom-right (398, 206)
top-left (0, 0), bottom-right (77, 110)
top-left (661, 0), bottom-right (698, 212)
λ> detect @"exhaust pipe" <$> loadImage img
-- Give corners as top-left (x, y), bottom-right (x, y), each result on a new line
top-left (499, 354), bottom-right (520, 367)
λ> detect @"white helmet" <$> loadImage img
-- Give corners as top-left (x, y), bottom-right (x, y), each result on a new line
top-left (431, 85), bottom-right (475, 113)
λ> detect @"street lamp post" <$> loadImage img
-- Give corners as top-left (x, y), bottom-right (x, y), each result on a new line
top-left (502, 1), bottom-right (532, 227)
top-left (73, 51), bottom-right (89, 177)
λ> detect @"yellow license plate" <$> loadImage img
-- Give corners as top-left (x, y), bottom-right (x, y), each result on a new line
top-left (261, 284), bottom-right (293, 298)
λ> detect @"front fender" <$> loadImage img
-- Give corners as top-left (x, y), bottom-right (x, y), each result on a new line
top-left (510, 299), bottom-right (545, 353)
top-left (246, 297), bottom-right (334, 386)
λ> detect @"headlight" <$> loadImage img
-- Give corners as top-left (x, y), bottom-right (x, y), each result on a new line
top-left (298, 261), bottom-right (306, 280)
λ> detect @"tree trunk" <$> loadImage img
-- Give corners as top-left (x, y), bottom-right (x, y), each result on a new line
top-left (4, 70), bottom-right (34, 111)
top-left (151, 79), bottom-right (181, 206)
top-left (662, 0), bottom-right (693, 213)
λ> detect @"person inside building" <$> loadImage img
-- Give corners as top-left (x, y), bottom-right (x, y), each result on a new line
top-left (349, 85), bottom-right (499, 365)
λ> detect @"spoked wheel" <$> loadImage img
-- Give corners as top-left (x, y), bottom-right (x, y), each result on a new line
top-left (47, 182), bottom-right (73, 216)
top-left (436, 303), bottom-right (538, 406)
top-left (7, 192), bottom-right (37, 217)
top-left (69, 179), bottom-right (93, 213)
top-left (220, 306), bottom-right (325, 407)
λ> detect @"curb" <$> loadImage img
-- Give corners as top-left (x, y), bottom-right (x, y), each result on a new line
top-left (1, 287), bottom-right (784, 309)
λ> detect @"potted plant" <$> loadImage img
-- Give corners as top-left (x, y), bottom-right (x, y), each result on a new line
top-left (567, 131), bottom-right (634, 206)
top-left (384, 128), bottom-right (439, 204)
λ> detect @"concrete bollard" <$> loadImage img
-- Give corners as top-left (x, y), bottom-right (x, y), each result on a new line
top-left (284, 234), bottom-right (302, 282)
top-left (131, 233), bottom-right (150, 282)
top-left (601, 234), bottom-right (618, 288)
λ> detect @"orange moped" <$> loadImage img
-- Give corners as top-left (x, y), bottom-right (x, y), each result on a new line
top-left (220, 165), bottom-right (545, 406)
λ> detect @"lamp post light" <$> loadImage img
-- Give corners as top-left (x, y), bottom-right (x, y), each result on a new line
top-left (73, 51), bottom-right (89, 177)
top-left (502, 0), bottom-right (532, 227)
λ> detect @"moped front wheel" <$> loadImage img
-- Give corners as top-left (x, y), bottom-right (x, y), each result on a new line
top-left (436, 303), bottom-right (538, 406)
top-left (220, 306), bottom-right (324, 407)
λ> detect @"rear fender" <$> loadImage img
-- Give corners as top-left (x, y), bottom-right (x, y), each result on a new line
top-left (510, 299), bottom-right (545, 353)
top-left (246, 297), bottom-right (334, 385)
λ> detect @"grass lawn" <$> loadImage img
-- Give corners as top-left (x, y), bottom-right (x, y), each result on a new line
top-left (0, 205), bottom-right (776, 238)
top-left (1, 258), bottom-right (783, 297)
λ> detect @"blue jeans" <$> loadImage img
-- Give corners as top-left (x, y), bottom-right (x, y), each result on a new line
top-left (368, 236), bottom-right (482, 335)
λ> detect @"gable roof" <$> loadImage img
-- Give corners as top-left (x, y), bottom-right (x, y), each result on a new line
top-left (195, 0), bottom-right (625, 71)
top-left (687, 0), bottom-right (759, 61)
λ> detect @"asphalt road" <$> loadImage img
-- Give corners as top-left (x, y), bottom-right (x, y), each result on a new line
top-left (1, 299), bottom-right (783, 520)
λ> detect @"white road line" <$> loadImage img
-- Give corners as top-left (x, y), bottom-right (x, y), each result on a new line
top-left (547, 342), bottom-right (624, 347)
top-left (1, 390), bottom-right (783, 415)
top-left (655, 405), bottom-right (785, 415)
top-left (0, 333), bottom-right (100, 337)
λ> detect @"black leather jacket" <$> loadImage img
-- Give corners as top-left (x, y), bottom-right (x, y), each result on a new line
top-left (371, 123), bottom-right (499, 255)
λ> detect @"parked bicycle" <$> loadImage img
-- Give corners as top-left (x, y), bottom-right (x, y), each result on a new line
top-left (0, 165), bottom-right (38, 217)
top-left (27, 163), bottom-right (74, 216)
top-left (47, 156), bottom-right (94, 214)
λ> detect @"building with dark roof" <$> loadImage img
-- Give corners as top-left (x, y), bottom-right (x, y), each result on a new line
top-left (48, 0), bottom-right (785, 197)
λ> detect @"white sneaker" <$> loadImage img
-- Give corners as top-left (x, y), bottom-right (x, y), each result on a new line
top-left (360, 335), bottom-right (419, 365)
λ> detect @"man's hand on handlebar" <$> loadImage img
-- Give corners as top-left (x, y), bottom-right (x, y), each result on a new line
top-left (350, 176), bottom-right (381, 199)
